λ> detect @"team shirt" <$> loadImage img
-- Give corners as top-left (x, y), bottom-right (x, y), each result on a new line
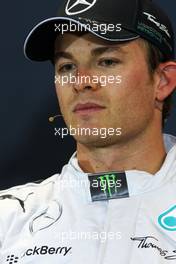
top-left (0, 134), bottom-right (176, 264)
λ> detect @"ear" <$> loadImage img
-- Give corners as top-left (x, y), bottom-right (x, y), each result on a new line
top-left (155, 61), bottom-right (176, 101)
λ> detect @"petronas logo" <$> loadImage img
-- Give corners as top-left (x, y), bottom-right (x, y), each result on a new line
top-left (158, 205), bottom-right (176, 231)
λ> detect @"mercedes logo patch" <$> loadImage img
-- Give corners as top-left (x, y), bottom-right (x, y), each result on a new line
top-left (65, 0), bottom-right (97, 15)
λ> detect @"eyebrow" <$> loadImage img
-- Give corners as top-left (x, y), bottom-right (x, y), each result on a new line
top-left (54, 51), bottom-right (74, 62)
top-left (54, 45), bottom-right (126, 62)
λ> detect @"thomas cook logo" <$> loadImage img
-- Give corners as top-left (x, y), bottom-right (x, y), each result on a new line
top-left (158, 205), bottom-right (176, 231)
top-left (6, 255), bottom-right (19, 264)
top-left (65, 0), bottom-right (97, 15)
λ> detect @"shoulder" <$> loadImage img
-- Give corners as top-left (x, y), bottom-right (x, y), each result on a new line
top-left (0, 173), bottom-right (59, 218)
top-left (0, 174), bottom-right (60, 247)
top-left (0, 173), bottom-right (58, 196)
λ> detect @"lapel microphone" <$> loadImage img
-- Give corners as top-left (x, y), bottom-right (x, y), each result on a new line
top-left (48, 114), bottom-right (63, 122)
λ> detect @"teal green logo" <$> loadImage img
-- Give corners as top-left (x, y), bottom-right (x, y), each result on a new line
top-left (158, 205), bottom-right (176, 231)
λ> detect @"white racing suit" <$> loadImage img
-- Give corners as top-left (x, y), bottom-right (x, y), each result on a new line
top-left (0, 134), bottom-right (176, 264)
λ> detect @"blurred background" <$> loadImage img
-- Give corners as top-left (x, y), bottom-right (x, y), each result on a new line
top-left (0, 0), bottom-right (175, 189)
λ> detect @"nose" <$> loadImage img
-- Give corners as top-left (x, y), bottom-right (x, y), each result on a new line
top-left (73, 68), bottom-right (100, 93)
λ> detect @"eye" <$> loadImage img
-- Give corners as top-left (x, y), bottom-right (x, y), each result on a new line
top-left (98, 58), bottom-right (120, 67)
top-left (58, 63), bottom-right (76, 73)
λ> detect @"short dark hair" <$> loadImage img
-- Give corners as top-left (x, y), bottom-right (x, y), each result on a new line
top-left (140, 38), bottom-right (174, 127)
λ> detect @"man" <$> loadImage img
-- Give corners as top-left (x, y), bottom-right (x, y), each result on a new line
top-left (0, 0), bottom-right (176, 263)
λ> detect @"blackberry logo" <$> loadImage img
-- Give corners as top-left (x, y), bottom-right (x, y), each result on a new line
top-left (25, 246), bottom-right (72, 256)
top-left (6, 255), bottom-right (19, 264)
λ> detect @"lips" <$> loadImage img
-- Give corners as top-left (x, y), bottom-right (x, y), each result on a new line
top-left (73, 102), bottom-right (106, 112)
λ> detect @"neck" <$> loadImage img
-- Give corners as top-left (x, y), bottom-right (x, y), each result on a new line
top-left (76, 124), bottom-right (166, 175)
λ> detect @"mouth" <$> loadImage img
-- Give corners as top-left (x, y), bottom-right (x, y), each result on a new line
top-left (73, 102), bottom-right (106, 115)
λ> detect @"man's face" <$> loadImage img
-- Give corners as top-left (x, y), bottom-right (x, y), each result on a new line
top-left (54, 32), bottom-right (158, 147)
